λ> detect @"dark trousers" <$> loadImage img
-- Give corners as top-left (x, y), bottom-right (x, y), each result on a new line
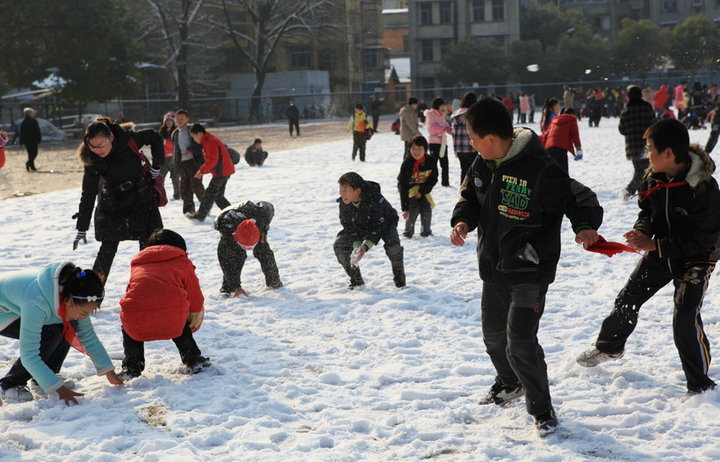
top-left (0, 319), bottom-right (73, 390)
top-left (595, 256), bottom-right (716, 392)
top-left (180, 159), bottom-right (205, 215)
top-left (481, 281), bottom-right (552, 416)
top-left (25, 143), bottom-right (39, 169)
top-left (626, 158), bottom-right (649, 195)
top-left (93, 235), bottom-right (151, 278)
top-left (706, 127), bottom-right (719, 154)
top-left (218, 234), bottom-right (282, 292)
top-left (160, 158), bottom-right (181, 199)
top-left (404, 196), bottom-right (432, 237)
top-left (528, 109), bottom-right (535, 124)
top-left (457, 152), bottom-right (476, 185)
top-left (122, 324), bottom-right (202, 372)
top-left (429, 143), bottom-right (449, 186)
top-left (403, 141), bottom-right (412, 159)
top-left (334, 228), bottom-right (403, 285)
top-left (352, 131), bottom-right (367, 161)
top-left (371, 113), bottom-right (380, 133)
top-left (195, 175), bottom-right (231, 220)
top-left (288, 117), bottom-right (300, 136)
top-left (546, 146), bottom-right (569, 173)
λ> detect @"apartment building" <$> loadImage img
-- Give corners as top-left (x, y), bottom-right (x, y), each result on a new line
top-left (408, 0), bottom-right (520, 89)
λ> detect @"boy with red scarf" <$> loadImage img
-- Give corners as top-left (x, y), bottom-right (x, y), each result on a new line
top-left (578, 119), bottom-right (720, 396)
top-left (397, 135), bottom-right (438, 238)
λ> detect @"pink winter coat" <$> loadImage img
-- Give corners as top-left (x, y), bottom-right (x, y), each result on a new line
top-left (423, 108), bottom-right (451, 144)
top-left (120, 245), bottom-right (205, 341)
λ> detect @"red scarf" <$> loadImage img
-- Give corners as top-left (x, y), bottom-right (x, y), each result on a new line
top-left (57, 299), bottom-right (88, 355)
top-left (636, 180), bottom-right (687, 200)
top-left (412, 155), bottom-right (426, 182)
top-left (586, 235), bottom-right (640, 258)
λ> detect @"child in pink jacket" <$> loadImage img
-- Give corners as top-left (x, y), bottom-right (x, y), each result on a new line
top-left (424, 98), bottom-right (452, 187)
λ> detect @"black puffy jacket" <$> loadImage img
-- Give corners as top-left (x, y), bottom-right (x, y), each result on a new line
top-left (338, 181), bottom-right (398, 246)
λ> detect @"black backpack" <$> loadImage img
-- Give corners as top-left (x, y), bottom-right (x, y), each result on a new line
top-left (225, 145), bottom-right (241, 165)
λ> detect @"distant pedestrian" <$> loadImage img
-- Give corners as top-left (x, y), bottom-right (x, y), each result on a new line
top-left (451, 92), bottom-right (478, 184)
top-left (346, 104), bottom-right (372, 162)
top-left (369, 95), bottom-right (383, 133)
top-left (424, 97), bottom-right (452, 187)
top-left (158, 111), bottom-right (180, 200)
top-left (286, 101), bottom-right (300, 136)
top-left (399, 97), bottom-right (421, 158)
top-left (20, 107), bottom-right (42, 172)
top-left (619, 85), bottom-right (657, 200)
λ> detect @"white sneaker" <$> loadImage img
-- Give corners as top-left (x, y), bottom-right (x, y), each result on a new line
top-left (577, 348), bottom-right (624, 367)
top-left (1, 385), bottom-right (34, 402)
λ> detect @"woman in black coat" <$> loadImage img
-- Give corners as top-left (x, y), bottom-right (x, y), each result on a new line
top-left (72, 118), bottom-right (164, 279)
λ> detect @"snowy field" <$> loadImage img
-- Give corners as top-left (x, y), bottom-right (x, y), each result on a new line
top-left (0, 118), bottom-right (719, 461)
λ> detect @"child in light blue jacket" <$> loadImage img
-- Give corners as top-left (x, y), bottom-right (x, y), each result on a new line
top-left (0, 261), bottom-right (122, 405)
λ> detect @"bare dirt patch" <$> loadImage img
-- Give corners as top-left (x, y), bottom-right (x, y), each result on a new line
top-left (1, 118), bottom-right (352, 200)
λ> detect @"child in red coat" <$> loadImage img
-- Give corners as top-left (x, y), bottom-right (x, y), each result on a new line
top-left (540, 108), bottom-right (582, 172)
top-left (118, 229), bottom-right (210, 378)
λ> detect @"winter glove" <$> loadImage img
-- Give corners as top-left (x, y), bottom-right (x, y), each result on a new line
top-left (73, 231), bottom-right (87, 250)
top-left (149, 167), bottom-right (160, 179)
top-left (188, 309), bottom-right (204, 331)
top-left (574, 148), bottom-right (583, 161)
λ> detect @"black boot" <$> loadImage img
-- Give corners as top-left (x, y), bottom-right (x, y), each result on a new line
top-left (342, 263), bottom-right (364, 288)
top-left (390, 251), bottom-right (406, 288)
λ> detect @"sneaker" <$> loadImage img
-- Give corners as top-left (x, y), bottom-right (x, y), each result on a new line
top-left (478, 383), bottom-right (525, 406)
top-left (534, 408), bottom-right (559, 437)
top-left (402, 232), bottom-right (412, 239)
top-left (187, 356), bottom-right (212, 374)
top-left (420, 231), bottom-right (432, 237)
top-left (1, 385), bottom-right (34, 402)
top-left (576, 348), bottom-right (624, 367)
top-left (119, 367), bottom-right (142, 381)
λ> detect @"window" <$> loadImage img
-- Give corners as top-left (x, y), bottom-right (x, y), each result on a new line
top-left (419, 3), bottom-right (432, 25)
top-left (492, 0), bottom-right (504, 21)
top-left (472, 0), bottom-right (485, 22)
top-left (363, 48), bottom-right (380, 70)
top-left (420, 39), bottom-right (434, 62)
top-left (440, 39), bottom-right (453, 59)
top-left (319, 49), bottom-right (333, 71)
top-left (662, 0), bottom-right (677, 12)
top-left (289, 46), bottom-right (310, 69)
top-left (439, 2), bottom-right (452, 24)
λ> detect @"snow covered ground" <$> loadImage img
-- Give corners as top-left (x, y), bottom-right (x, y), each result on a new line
top-left (0, 118), bottom-right (719, 461)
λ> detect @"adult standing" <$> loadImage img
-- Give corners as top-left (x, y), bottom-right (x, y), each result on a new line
top-left (72, 118), bottom-right (164, 280)
top-left (619, 85), bottom-right (657, 200)
top-left (368, 95), bottom-right (383, 133)
top-left (286, 101), bottom-right (300, 136)
top-left (399, 97), bottom-right (420, 158)
top-left (424, 97), bottom-right (452, 187)
top-left (158, 111), bottom-right (180, 200)
top-left (450, 92), bottom-right (478, 184)
top-left (20, 107), bottom-right (42, 172)
top-left (172, 109), bottom-right (205, 216)
top-left (188, 123), bottom-right (235, 222)
top-left (587, 89), bottom-right (605, 127)
top-left (0, 262), bottom-right (123, 405)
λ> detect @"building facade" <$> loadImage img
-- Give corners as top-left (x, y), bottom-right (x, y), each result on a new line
top-left (408, 0), bottom-right (520, 89)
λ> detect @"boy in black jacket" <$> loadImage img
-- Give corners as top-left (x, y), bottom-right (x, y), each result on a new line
top-left (335, 172), bottom-right (405, 288)
top-left (214, 201), bottom-right (282, 297)
top-left (450, 98), bottom-right (602, 436)
top-left (577, 118), bottom-right (720, 396)
top-left (398, 135), bottom-right (438, 238)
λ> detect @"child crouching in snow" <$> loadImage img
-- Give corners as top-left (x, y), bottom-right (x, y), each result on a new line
top-left (397, 135), bottom-right (438, 238)
top-left (119, 229), bottom-right (210, 379)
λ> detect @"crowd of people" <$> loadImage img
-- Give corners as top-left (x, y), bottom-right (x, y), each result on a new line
top-left (1, 85), bottom-right (719, 440)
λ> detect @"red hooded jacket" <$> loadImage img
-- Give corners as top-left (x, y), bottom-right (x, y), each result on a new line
top-left (119, 245), bottom-right (205, 341)
top-left (653, 85), bottom-right (669, 110)
top-left (198, 131), bottom-right (235, 178)
top-left (540, 113), bottom-right (581, 154)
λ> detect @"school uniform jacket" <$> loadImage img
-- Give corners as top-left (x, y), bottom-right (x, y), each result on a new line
top-left (397, 155), bottom-right (438, 211)
top-left (635, 145), bottom-right (720, 265)
top-left (119, 246), bottom-right (204, 341)
top-left (338, 181), bottom-right (398, 246)
top-left (0, 262), bottom-right (114, 392)
top-left (451, 128), bottom-right (603, 285)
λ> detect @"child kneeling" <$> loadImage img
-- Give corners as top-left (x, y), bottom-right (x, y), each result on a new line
top-left (119, 229), bottom-right (210, 378)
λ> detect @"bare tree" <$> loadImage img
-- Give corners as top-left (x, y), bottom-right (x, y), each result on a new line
top-left (214, 0), bottom-right (336, 120)
top-left (141, 0), bottom-right (219, 108)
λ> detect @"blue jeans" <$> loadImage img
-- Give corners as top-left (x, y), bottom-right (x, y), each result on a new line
top-left (0, 319), bottom-right (73, 390)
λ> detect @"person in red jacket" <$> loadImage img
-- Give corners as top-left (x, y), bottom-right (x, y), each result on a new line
top-left (118, 229), bottom-right (209, 379)
top-left (652, 84), bottom-right (669, 119)
top-left (540, 108), bottom-right (582, 172)
top-left (188, 123), bottom-right (235, 222)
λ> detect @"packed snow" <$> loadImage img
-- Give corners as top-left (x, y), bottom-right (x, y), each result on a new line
top-left (1, 118), bottom-right (719, 461)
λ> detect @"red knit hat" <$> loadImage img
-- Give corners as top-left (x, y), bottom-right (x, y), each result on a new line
top-left (233, 219), bottom-right (260, 250)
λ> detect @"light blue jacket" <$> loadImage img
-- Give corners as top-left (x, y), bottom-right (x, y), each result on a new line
top-left (0, 262), bottom-right (114, 392)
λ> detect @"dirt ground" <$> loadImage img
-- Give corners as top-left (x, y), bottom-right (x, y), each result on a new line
top-left (0, 118), bottom-right (353, 200)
